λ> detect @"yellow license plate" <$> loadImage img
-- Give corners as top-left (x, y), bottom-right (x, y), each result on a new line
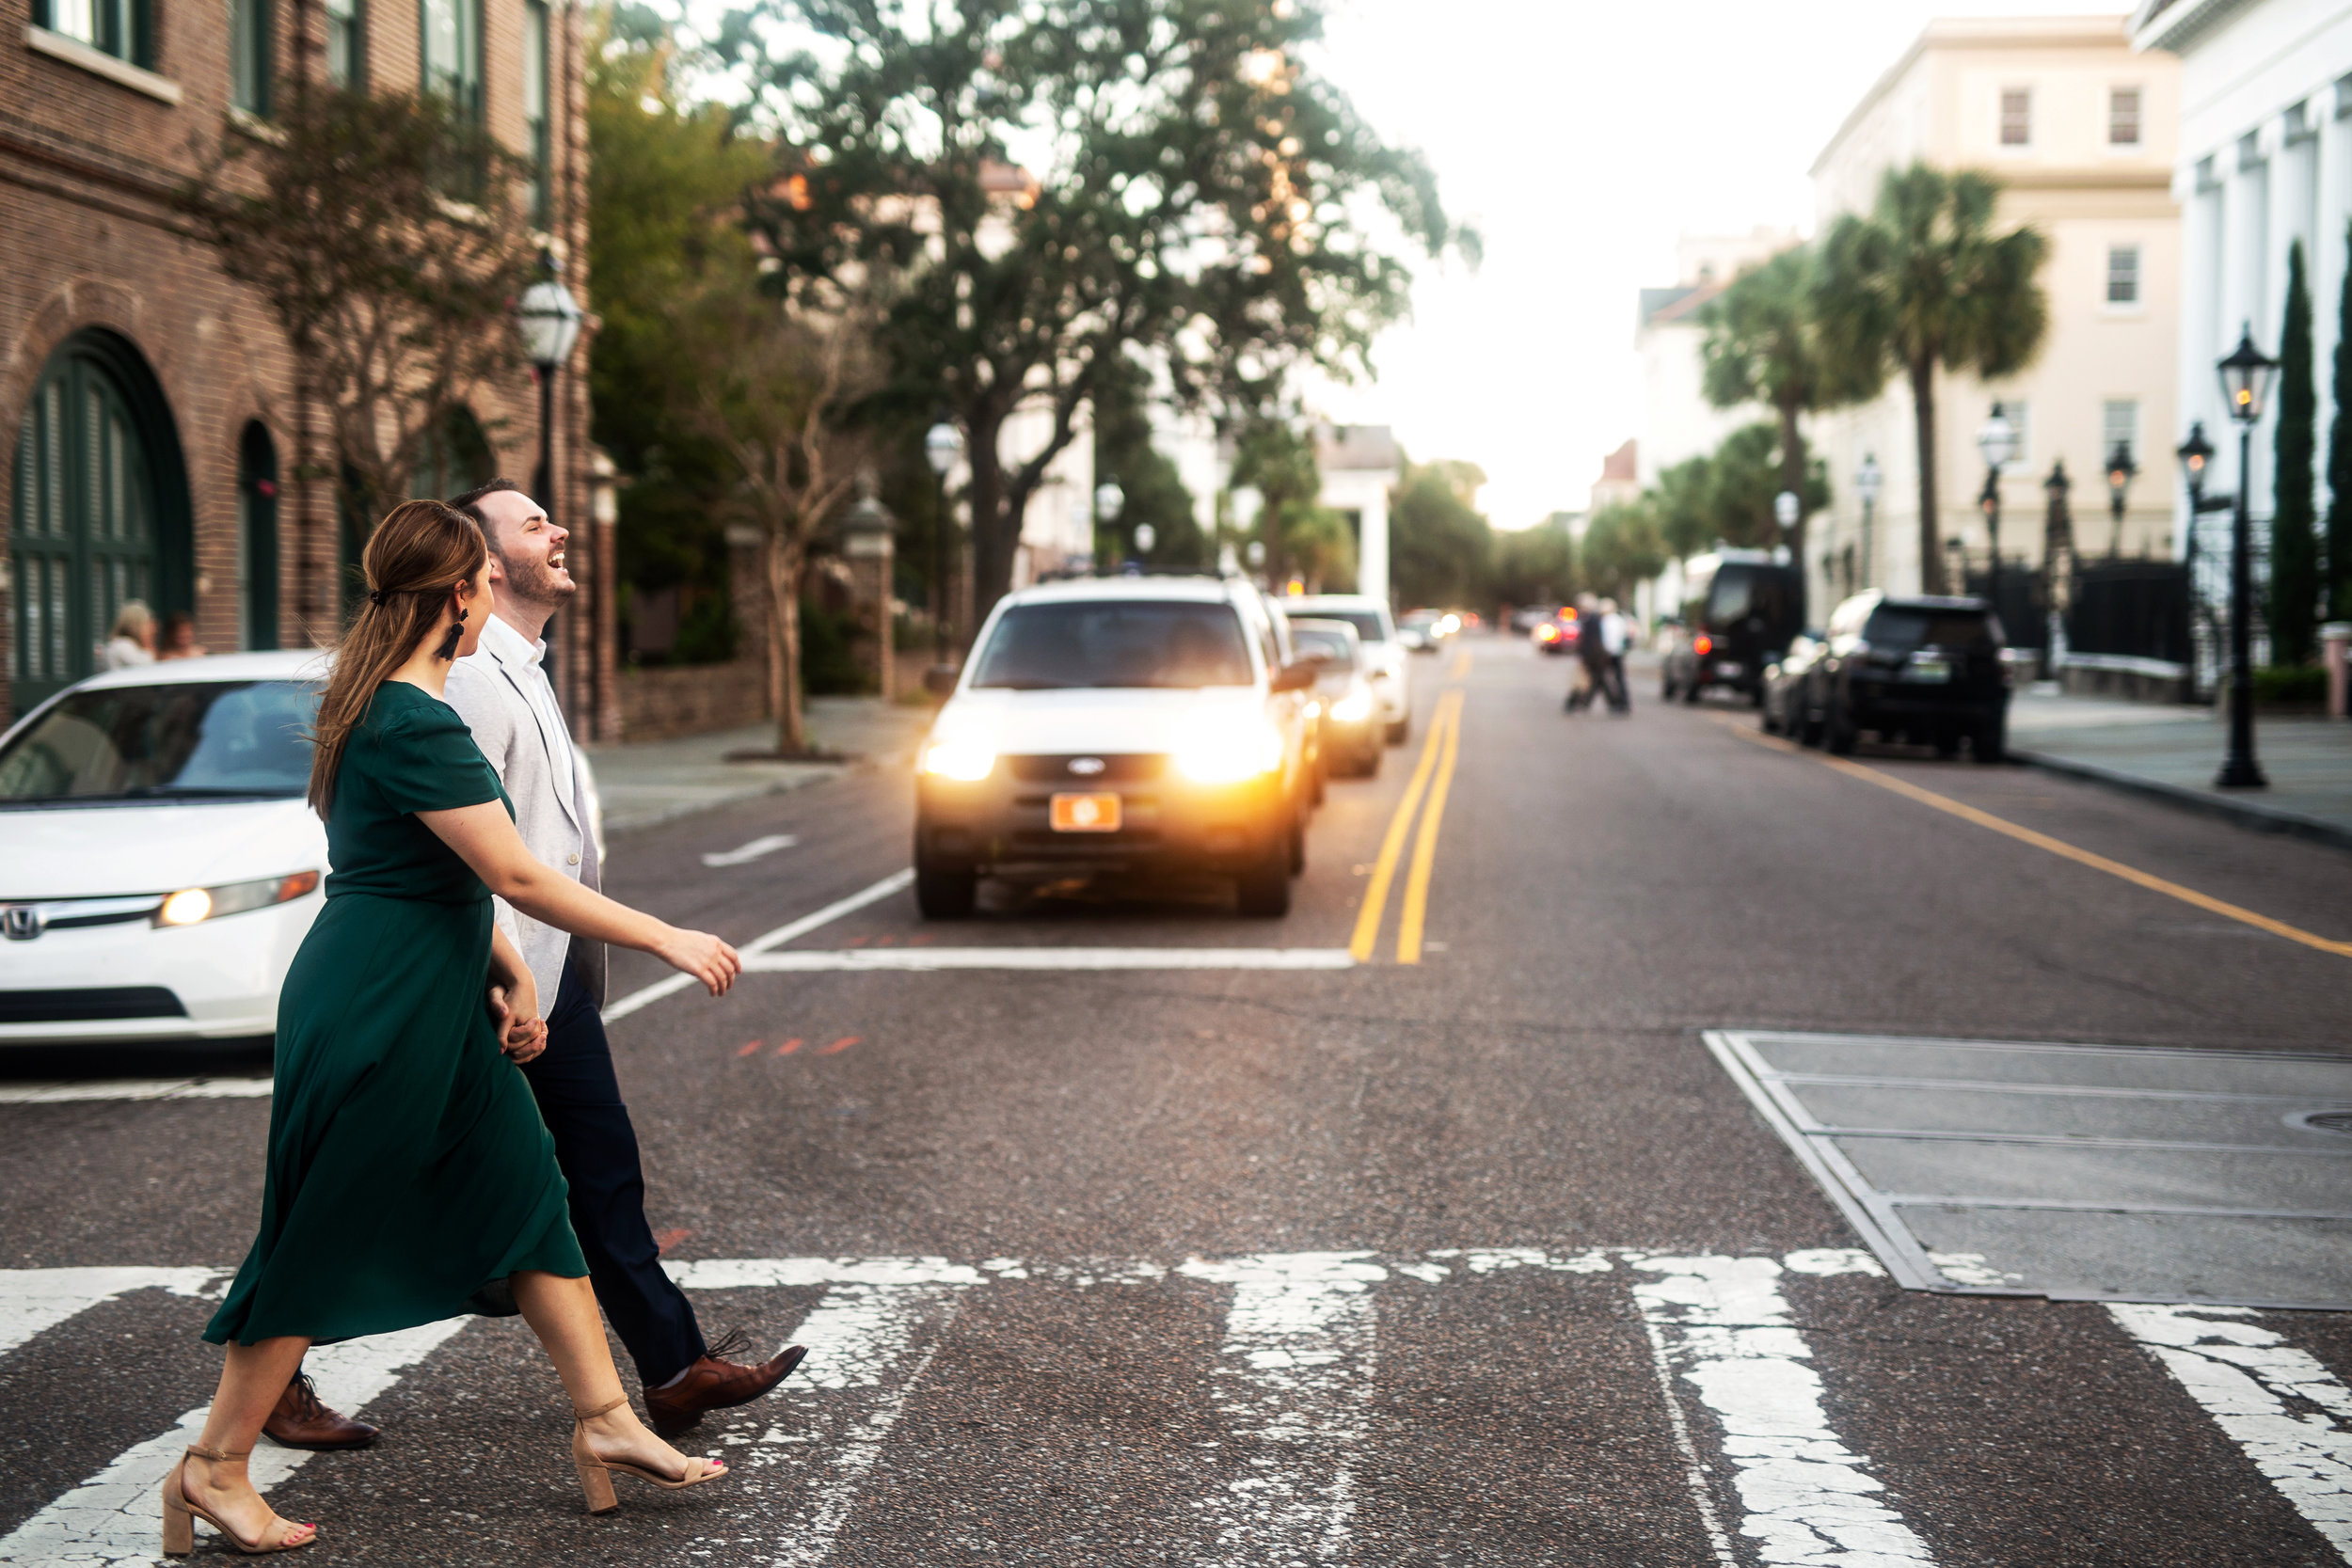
top-left (1049, 792), bottom-right (1121, 832)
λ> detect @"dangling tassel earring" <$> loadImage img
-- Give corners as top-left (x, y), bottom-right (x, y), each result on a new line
top-left (435, 607), bottom-right (467, 662)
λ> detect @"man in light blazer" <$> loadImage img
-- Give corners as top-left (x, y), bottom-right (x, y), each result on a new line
top-left (442, 479), bottom-right (804, 1434)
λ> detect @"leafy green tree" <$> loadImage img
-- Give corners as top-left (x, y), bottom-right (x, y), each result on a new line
top-left (1490, 525), bottom-right (1578, 608)
top-left (2330, 223), bottom-right (2352, 623)
top-left (722, 0), bottom-right (1468, 627)
top-left (1579, 502), bottom-right (1667, 600)
top-left (2274, 239), bottom-right (2319, 664)
top-left (1707, 423), bottom-right (1829, 551)
top-left (1699, 245), bottom-right (1875, 568)
top-left (1816, 164), bottom-right (2049, 594)
top-left (1651, 455), bottom-right (1718, 560)
top-left (1092, 356), bottom-right (1201, 568)
top-left (1231, 418), bottom-right (1325, 587)
top-left (1390, 461), bottom-right (1493, 607)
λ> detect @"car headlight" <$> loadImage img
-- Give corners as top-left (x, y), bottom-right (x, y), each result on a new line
top-left (921, 740), bottom-right (997, 782)
top-left (1331, 690), bottom-right (1373, 722)
top-left (155, 871), bottom-right (321, 927)
top-left (1302, 699), bottom-right (1322, 720)
top-left (1173, 724), bottom-right (1284, 784)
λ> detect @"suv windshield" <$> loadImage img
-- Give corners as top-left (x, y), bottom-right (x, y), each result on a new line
top-left (1290, 626), bottom-right (1356, 665)
top-left (972, 601), bottom-right (1255, 689)
top-left (0, 681), bottom-right (318, 804)
top-left (1303, 609), bottom-right (1387, 643)
top-left (1864, 607), bottom-right (2001, 653)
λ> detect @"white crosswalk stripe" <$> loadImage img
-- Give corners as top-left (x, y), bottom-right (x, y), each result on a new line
top-left (0, 1251), bottom-right (2344, 1565)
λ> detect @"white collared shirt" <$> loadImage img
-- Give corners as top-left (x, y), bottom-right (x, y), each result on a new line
top-left (480, 614), bottom-right (578, 811)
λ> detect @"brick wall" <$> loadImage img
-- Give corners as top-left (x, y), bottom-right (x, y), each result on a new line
top-left (616, 658), bottom-right (769, 741)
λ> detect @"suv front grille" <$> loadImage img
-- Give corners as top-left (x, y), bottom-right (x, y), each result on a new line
top-left (1008, 754), bottom-right (1168, 784)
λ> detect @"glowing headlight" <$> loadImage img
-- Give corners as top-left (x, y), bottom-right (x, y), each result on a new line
top-left (921, 740), bottom-right (997, 782)
top-left (1173, 724), bottom-right (1284, 784)
top-left (1330, 690), bottom-right (1373, 722)
top-left (156, 871), bottom-right (321, 927)
top-left (1302, 699), bottom-right (1322, 720)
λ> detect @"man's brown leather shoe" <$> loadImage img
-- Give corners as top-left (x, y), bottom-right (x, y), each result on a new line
top-left (644, 1337), bottom-right (809, 1437)
top-left (262, 1372), bottom-right (379, 1450)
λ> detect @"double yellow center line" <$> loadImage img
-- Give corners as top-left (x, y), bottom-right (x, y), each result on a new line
top-left (1351, 689), bottom-right (1466, 964)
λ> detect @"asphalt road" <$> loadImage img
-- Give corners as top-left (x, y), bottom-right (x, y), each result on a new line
top-left (4, 636), bottom-right (2349, 1566)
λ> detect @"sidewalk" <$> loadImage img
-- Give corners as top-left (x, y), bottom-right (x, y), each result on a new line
top-left (584, 695), bottom-right (936, 834)
top-left (2007, 686), bottom-right (2352, 848)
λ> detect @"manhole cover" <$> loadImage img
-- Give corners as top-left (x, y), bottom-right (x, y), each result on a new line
top-left (2288, 1108), bottom-right (2352, 1136)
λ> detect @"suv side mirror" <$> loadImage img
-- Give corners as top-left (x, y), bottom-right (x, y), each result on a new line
top-left (922, 665), bottom-right (960, 696)
top-left (1269, 660), bottom-right (1319, 693)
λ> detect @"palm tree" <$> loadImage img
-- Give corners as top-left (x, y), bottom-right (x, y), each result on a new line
top-left (1815, 165), bottom-right (2049, 594)
top-left (1698, 245), bottom-right (1877, 573)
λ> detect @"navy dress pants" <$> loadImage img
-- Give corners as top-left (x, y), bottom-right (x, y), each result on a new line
top-left (521, 956), bottom-right (707, 1387)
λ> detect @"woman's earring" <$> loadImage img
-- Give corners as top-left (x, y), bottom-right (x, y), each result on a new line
top-left (435, 618), bottom-right (465, 661)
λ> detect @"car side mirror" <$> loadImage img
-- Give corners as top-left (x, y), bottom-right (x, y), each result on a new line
top-left (922, 665), bottom-right (960, 696)
top-left (1269, 660), bottom-right (1319, 693)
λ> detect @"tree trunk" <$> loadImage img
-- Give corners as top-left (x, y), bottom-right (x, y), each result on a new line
top-left (1910, 357), bottom-right (1942, 595)
top-left (766, 531), bottom-right (807, 754)
top-left (964, 406), bottom-right (1013, 652)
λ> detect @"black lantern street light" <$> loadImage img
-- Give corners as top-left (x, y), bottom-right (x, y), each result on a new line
top-left (1855, 452), bottom-right (1883, 588)
top-left (1976, 403), bottom-right (2019, 606)
top-left (2215, 323), bottom-right (2278, 789)
top-left (1095, 481), bottom-right (1126, 571)
top-left (515, 251), bottom-right (583, 705)
top-left (2043, 458), bottom-right (2073, 676)
top-left (924, 420), bottom-right (965, 671)
top-left (2105, 439), bottom-right (2137, 558)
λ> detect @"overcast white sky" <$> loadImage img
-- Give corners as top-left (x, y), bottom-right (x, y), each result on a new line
top-left (1305, 1), bottom-right (2137, 530)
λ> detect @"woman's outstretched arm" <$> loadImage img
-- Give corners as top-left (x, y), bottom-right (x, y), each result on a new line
top-left (418, 801), bottom-right (740, 995)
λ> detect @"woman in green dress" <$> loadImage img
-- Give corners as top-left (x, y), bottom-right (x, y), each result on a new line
top-left (167, 500), bottom-right (745, 1556)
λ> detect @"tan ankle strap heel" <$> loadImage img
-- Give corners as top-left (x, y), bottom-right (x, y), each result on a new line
top-left (572, 1395), bottom-right (628, 1424)
top-left (568, 1393), bottom-right (727, 1516)
top-left (184, 1443), bottom-right (252, 1463)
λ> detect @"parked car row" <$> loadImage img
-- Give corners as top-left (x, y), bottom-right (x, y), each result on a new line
top-left (1659, 549), bottom-right (1805, 706)
top-left (1761, 592), bottom-right (2015, 761)
top-left (914, 579), bottom-right (1411, 920)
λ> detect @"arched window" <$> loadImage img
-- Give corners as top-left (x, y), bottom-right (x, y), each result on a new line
top-left (238, 421), bottom-right (279, 650)
top-left (9, 331), bottom-right (192, 710)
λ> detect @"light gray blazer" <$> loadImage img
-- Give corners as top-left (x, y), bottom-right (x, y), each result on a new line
top-left (444, 640), bottom-right (606, 1009)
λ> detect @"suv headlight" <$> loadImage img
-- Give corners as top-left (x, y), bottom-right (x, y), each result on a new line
top-left (155, 871), bottom-right (321, 927)
top-left (1174, 724), bottom-right (1284, 784)
top-left (1331, 690), bottom-right (1373, 722)
top-left (921, 740), bottom-right (997, 782)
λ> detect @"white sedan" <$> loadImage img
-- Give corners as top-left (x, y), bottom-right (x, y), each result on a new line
top-left (0, 651), bottom-right (331, 1047)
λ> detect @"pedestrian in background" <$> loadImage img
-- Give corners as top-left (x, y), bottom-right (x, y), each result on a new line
top-left (170, 499), bottom-right (741, 1558)
top-left (1565, 593), bottom-right (1605, 713)
top-left (103, 601), bottom-right (154, 669)
top-left (1598, 597), bottom-right (1632, 715)
top-left (156, 611), bottom-right (208, 661)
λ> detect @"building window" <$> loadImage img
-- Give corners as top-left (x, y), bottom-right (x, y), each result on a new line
top-left (1998, 402), bottom-right (2031, 467)
top-left (2000, 87), bottom-right (2031, 147)
top-left (2106, 245), bottom-right (2141, 307)
top-left (2103, 401), bottom-right (2139, 471)
top-left (326, 0), bottom-right (363, 87)
top-left (229, 0), bottom-right (271, 117)
top-left (420, 0), bottom-right (482, 122)
top-left (2108, 87), bottom-right (2140, 146)
top-left (524, 0), bottom-right (550, 227)
top-left (32, 0), bottom-right (152, 68)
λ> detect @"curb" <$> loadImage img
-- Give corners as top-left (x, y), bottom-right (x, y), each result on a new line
top-left (2010, 747), bottom-right (2352, 853)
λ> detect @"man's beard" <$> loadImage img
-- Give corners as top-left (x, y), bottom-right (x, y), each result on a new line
top-left (501, 551), bottom-right (575, 609)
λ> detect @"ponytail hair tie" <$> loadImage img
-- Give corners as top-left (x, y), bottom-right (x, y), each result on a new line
top-left (368, 588), bottom-right (389, 607)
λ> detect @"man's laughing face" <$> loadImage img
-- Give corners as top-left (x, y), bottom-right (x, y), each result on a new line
top-left (478, 488), bottom-right (574, 607)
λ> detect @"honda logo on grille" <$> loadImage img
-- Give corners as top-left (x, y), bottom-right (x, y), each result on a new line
top-left (1067, 757), bottom-right (1107, 776)
top-left (2, 906), bottom-right (43, 942)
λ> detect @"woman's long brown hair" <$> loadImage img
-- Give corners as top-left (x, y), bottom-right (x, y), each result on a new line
top-left (307, 499), bottom-right (486, 817)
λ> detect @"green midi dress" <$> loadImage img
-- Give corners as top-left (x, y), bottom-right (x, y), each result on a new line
top-left (206, 680), bottom-right (586, 1347)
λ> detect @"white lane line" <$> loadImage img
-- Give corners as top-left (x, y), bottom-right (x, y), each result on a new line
top-left (0, 1268), bottom-right (225, 1358)
top-left (601, 868), bottom-right (915, 1023)
top-left (2109, 1304), bottom-right (2352, 1557)
top-left (1630, 1253), bottom-right (1937, 1567)
top-left (0, 1079), bottom-right (273, 1105)
top-left (739, 946), bottom-right (1356, 974)
top-left (1179, 1252), bottom-right (1387, 1565)
top-left (0, 1316), bottom-right (467, 1567)
top-left (702, 833), bottom-right (800, 868)
top-left (666, 1256), bottom-right (992, 1290)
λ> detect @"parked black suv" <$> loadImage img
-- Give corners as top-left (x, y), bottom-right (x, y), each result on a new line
top-left (1799, 592), bottom-right (2012, 761)
top-left (1660, 550), bottom-right (1804, 705)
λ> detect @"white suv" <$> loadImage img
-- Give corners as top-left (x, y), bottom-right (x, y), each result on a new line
top-left (1285, 594), bottom-right (1410, 744)
top-left (914, 577), bottom-right (1320, 918)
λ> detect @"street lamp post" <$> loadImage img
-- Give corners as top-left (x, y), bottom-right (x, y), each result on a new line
top-left (2043, 458), bottom-right (2073, 677)
top-left (1976, 404), bottom-right (2019, 609)
top-left (1855, 452), bottom-right (1883, 589)
top-left (1095, 481), bottom-right (1125, 572)
top-left (924, 420), bottom-right (964, 672)
top-left (2106, 439), bottom-right (2137, 558)
top-left (515, 250), bottom-right (583, 710)
top-left (2215, 324), bottom-right (2279, 788)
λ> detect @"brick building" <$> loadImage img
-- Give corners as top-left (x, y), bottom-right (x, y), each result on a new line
top-left (1, 0), bottom-right (613, 736)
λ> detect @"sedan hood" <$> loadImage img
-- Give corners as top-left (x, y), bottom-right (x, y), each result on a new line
top-left (0, 799), bottom-right (326, 899)
top-left (932, 687), bottom-right (1265, 756)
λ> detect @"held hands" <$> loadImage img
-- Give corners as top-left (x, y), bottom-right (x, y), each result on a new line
top-left (657, 927), bottom-right (741, 995)
top-left (486, 983), bottom-right (549, 1063)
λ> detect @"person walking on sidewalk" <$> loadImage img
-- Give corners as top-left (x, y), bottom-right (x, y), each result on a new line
top-left (178, 500), bottom-right (741, 1556)
top-left (443, 478), bottom-right (809, 1434)
top-left (1597, 597), bottom-right (1632, 716)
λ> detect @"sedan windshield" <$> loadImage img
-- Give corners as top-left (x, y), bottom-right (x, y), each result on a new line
top-left (1290, 627), bottom-right (1357, 667)
top-left (1309, 610), bottom-right (1388, 644)
top-left (0, 681), bottom-right (318, 804)
top-left (972, 601), bottom-right (1255, 689)
top-left (1864, 608), bottom-right (2001, 653)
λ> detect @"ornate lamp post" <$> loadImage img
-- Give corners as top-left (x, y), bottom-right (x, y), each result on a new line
top-left (2215, 324), bottom-right (2279, 788)
top-left (924, 420), bottom-right (964, 670)
top-left (515, 250), bottom-right (583, 707)
top-left (1975, 404), bottom-right (2019, 607)
top-left (1094, 481), bottom-right (1126, 572)
top-left (1855, 452), bottom-right (1883, 589)
top-left (2042, 458), bottom-right (2073, 676)
top-left (2105, 439), bottom-right (2138, 558)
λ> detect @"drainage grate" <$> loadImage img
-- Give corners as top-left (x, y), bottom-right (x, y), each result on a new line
top-left (1706, 1030), bottom-right (2352, 1310)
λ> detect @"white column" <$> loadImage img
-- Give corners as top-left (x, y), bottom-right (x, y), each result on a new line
top-left (2179, 166), bottom-right (2223, 558)
top-left (1357, 483), bottom-right (1391, 607)
top-left (2315, 110), bottom-right (2352, 521)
